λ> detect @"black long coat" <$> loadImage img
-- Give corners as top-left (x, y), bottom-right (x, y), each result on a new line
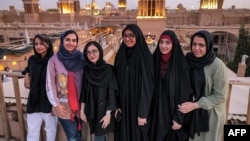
top-left (81, 41), bottom-right (118, 136)
top-left (26, 55), bottom-right (53, 113)
top-left (81, 66), bottom-right (117, 135)
top-left (114, 24), bottom-right (154, 141)
top-left (25, 34), bottom-right (54, 114)
top-left (150, 30), bottom-right (193, 141)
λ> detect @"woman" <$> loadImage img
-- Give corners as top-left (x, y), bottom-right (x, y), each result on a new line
top-left (80, 41), bottom-right (118, 141)
top-left (114, 24), bottom-right (154, 141)
top-left (2, 66), bottom-right (12, 82)
top-left (179, 30), bottom-right (228, 141)
top-left (46, 30), bottom-right (84, 141)
top-left (23, 34), bottom-right (58, 141)
top-left (150, 30), bottom-right (193, 141)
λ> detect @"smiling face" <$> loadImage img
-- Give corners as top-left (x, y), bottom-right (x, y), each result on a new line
top-left (86, 45), bottom-right (100, 64)
top-left (63, 33), bottom-right (77, 53)
top-left (159, 38), bottom-right (173, 54)
top-left (122, 29), bottom-right (136, 48)
top-left (191, 36), bottom-right (207, 58)
top-left (34, 37), bottom-right (48, 57)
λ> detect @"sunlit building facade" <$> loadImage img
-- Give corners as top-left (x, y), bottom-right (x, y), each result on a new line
top-left (0, 0), bottom-right (250, 70)
top-left (137, 0), bottom-right (165, 19)
top-left (137, 0), bottom-right (166, 45)
top-left (118, 0), bottom-right (126, 8)
top-left (57, 0), bottom-right (75, 14)
top-left (118, 0), bottom-right (127, 15)
top-left (22, 0), bottom-right (39, 14)
top-left (200, 0), bottom-right (224, 9)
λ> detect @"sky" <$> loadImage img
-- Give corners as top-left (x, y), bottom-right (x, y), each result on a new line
top-left (0, 0), bottom-right (249, 10)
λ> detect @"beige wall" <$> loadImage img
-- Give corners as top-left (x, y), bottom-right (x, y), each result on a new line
top-left (166, 9), bottom-right (250, 26)
top-left (1, 8), bottom-right (250, 27)
top-left (137, 18), bottom-right (165, 41)
top-left (0, 54), bottom-right (30, 71)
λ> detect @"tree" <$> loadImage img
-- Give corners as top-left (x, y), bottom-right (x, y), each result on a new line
top-left (227, 25), bottom-right (250, 76)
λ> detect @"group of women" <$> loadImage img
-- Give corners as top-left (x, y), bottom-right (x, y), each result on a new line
top-left (23, 23), bottom-right (228, 141)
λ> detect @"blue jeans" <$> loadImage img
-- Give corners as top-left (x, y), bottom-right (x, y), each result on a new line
top-left (59, 117), bottom-right (81, 141)
top-left (95, 134), bottom-right (106, 141)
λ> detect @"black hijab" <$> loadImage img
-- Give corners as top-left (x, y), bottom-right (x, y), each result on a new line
top-left (154, 30), bottom-right (193, 116)
top-left (152, 30), bottom-right (193, 140)
top-left (82, 41), bottom-right (118, 132)
top-left (57, 30), bottom-right (84, 72)
top-left (186, 30), bottom-right (216, 69)
top-left (29, 34), bottom-right (53, 106)
top-left (186, 30), bottom-right (216, 136)
top-left (114, 23), bottom-right (154, 86)
top-left (83, 41), bottom-right (118, 89)
top-left (114, 24), bottom-right (154, 117)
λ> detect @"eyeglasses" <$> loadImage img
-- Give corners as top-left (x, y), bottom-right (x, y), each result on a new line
top-left (86, 49), bottom-right (98, 56)
top-left (122, 33), bottom-right (135, 39)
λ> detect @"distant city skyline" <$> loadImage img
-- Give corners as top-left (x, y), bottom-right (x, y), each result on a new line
top-left (0, 0), bottom-right (249, 10)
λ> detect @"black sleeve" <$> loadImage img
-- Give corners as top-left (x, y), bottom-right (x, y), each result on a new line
top-left (22, 56), bottom-right (34, 75)
top-left (106, 88), bottom-right (117, 111)
top-left (80, 73), bottom-right (87, 103)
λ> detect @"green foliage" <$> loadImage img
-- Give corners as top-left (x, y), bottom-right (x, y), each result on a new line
top-left (227, 25), bottom-right (250, 76)
top-left (227, 61), bottom-right (238, 73)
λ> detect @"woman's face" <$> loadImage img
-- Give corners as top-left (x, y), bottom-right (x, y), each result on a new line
top-left (159, 38), bottom-right (173, 54)
top-left (63, 33), bottom-right (77, 52)
top-left (34, 37), bottom-right (48, 57)
top-left (191, 36), bottom-right (207, 58)
top-left (122, 29), bottom-right (136, 48)
top-left (86, 45), bottom-right (99, 64)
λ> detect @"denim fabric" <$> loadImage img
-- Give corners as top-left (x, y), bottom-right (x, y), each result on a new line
top-left (59, 117), bottom-right (81, 141)
top-left (95, 134), bottom-right (106, 141)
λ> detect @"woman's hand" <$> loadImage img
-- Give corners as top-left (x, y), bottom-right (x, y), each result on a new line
top-left (24, 73), bottom-right (30, 89)
top-left (114, 108), bottom-right (121, 118)
top-left (172, 120), bottom-right (181, 130)
top-left (100, 114), bottom-right (111, 129)
top-left (138, 117), bottom-right (147, 126)
top-left (178, 102), bottom-right (199, 113)
top-left (54, 104), bottom-right (68, 119)
top-left (80, 110), bottom-right (87, 123)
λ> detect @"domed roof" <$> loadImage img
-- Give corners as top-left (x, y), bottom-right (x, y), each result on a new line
top-left (177, 3), bottom-right (184, 9)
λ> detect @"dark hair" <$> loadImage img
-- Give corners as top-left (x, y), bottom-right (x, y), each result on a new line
top-left (4, 66), bottom-right (10, 71)
top-left (33, 34), bottom-right (54, 57)
top-left (83, 41), bottom-right (104, 65)
top-left (61, 30), bottom-right (78, 43)
top-left (121, 24), bottom-right (146, 47)
top-left (190, 30), bottom-right (213, 51)
top-left (192, 32), bottom-right (207, 42)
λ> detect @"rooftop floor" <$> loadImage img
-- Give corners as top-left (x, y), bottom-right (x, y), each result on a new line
top-left (227, 69), bottom-right (250, 124)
